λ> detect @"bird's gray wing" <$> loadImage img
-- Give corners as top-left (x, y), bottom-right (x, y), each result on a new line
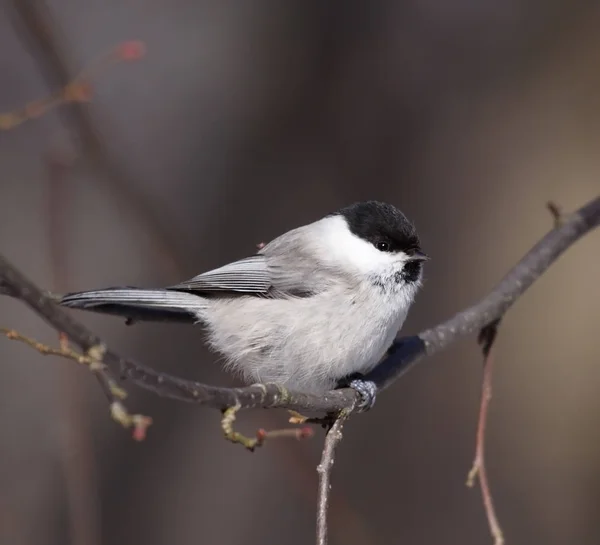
top-left (262, 226), bottom-right (344, 297)
top-left (170, 226), bottom-right (338, 297)
top-left (168, 255), bottom-right (271, 294)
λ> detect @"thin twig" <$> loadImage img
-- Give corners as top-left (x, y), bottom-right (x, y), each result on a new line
top-left (0, 327), bottom-right (151, 439)
top-left (547, 201), bottom-right (563, 227)
top-left (369, 195), bottom-right (600, 390)
top-left (256, 426), bottom-right (314, 443)
top-left (0, 197), bottom-right (598, 543)
top-left (10, 0), bottom-right (183, 278)
top-left (7, 6), bottom-right (369, 540)
top-left (220, 404), bottom-right (314, 451)
top-left (0, 39), bottom-right (144, 131)
top-left (1, 328), bottom-right (111, 373)
top-left (0, 197), bottom-right (599, 415)
top-left (316, 410), bottom-right (350, 545)
top-left (466, 321), bottom-right (504, 545)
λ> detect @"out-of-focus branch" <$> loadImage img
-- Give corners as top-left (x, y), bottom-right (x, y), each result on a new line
top-left (6, 4), bottom-right (376, 542)
top-left (1, 22), bottom-right (144, 132)
top-left (1, 197), bottom-right (598, 544)
top-left (9, 0), bottom-right (183, 278)
top-left (1, 196), bottom-right (599, 415)
top-left (44, 149), bottom-right (102, 545)
top-left (316, 411), bottom-right (350, 545)
top-left (0, 78), bottom-right (93, 131)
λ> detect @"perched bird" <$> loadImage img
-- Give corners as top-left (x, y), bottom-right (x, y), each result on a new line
top-left (61, 201), bottom-right (427, 408)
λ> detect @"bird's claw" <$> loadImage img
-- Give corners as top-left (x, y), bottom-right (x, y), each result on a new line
top-left (348, 378), bottom-right (377, 412)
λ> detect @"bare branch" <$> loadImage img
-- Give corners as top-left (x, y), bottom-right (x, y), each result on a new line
top-left (9, 0), bottom-right (182, 278)
top-left (2, 13), bottom-right (144, 133)
top-left (368, 195), bottom-right (600, 390)
top-left (1, 196), bottom-right (599, 415)
top-left (1, 197), bottom-right (598, 544)
top-left (0, 327), bottom-right (152, 439)
top-left (467, 320), bottom-right (504, 545)
top-left (0, 282), bottom-right (15, 296)
top-left (547, 201), bottom-right (563, 227)
top-left (220, 404), bottom-right (314, 450)
top-left (316, 411), bottom-right (350, 545)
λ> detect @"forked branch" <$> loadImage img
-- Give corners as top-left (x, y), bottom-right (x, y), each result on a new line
top-left (1, 197), bottom-right (598, 414)
top-left (1, 197), bottom-right (598, 545)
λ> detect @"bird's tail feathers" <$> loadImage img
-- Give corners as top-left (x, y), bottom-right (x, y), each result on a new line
top-left (60, 287), bottom-right (206, 323)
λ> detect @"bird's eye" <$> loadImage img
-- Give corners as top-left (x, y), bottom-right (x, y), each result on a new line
top-left (375, 241), bottom-right (390, 252)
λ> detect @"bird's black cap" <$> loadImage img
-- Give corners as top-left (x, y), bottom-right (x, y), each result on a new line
top-left (335, 201), bottom-right (423, 255)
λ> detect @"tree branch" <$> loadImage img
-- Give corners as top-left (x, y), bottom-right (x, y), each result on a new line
top-left (9, 0), bottom-right (183, 278)
top-left (2, 197), bottom-right (598, 544)
top-left (316, 411), bottom-right (350, 545)
top-left (1, 196), bottom-right (599, 415)
top-left (367, 195), bottom-right (600, 389)
top-left (466, 320), bottom-right (504, 545)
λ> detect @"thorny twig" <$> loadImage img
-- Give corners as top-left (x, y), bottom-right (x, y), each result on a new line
top-left (316, 410), bottom-right (351, 545)
top-left (466, 320), bottom-right (504, 545)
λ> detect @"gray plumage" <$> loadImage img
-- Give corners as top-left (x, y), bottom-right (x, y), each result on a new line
top-left (60, 202), bottom-right (426, 393)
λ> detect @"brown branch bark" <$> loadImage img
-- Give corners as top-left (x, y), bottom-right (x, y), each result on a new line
top-left (316, 411), bottom-right (350, 545)
top-left (1, 197), bottom-right (598, 545)
top-left (1, 196), bottom-right (599, 415)
top-left (467, 320), bottom-right (504, 545)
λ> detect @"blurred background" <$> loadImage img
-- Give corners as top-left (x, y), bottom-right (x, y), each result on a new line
top-left (0, 1), bottom-right (599, 544)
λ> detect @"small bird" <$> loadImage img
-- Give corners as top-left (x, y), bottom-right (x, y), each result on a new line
top-left (61, 201), bottom-right (427, 408)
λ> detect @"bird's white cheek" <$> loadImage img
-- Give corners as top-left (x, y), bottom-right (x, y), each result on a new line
top-left (318, 216), bottom-right (401, 274)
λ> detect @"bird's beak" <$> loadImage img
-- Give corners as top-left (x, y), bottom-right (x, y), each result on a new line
top-left (409, 250), bottom-right (429, 262)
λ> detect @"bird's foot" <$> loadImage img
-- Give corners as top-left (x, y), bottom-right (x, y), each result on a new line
top-left (336, 374), bottom-right (377, 412)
